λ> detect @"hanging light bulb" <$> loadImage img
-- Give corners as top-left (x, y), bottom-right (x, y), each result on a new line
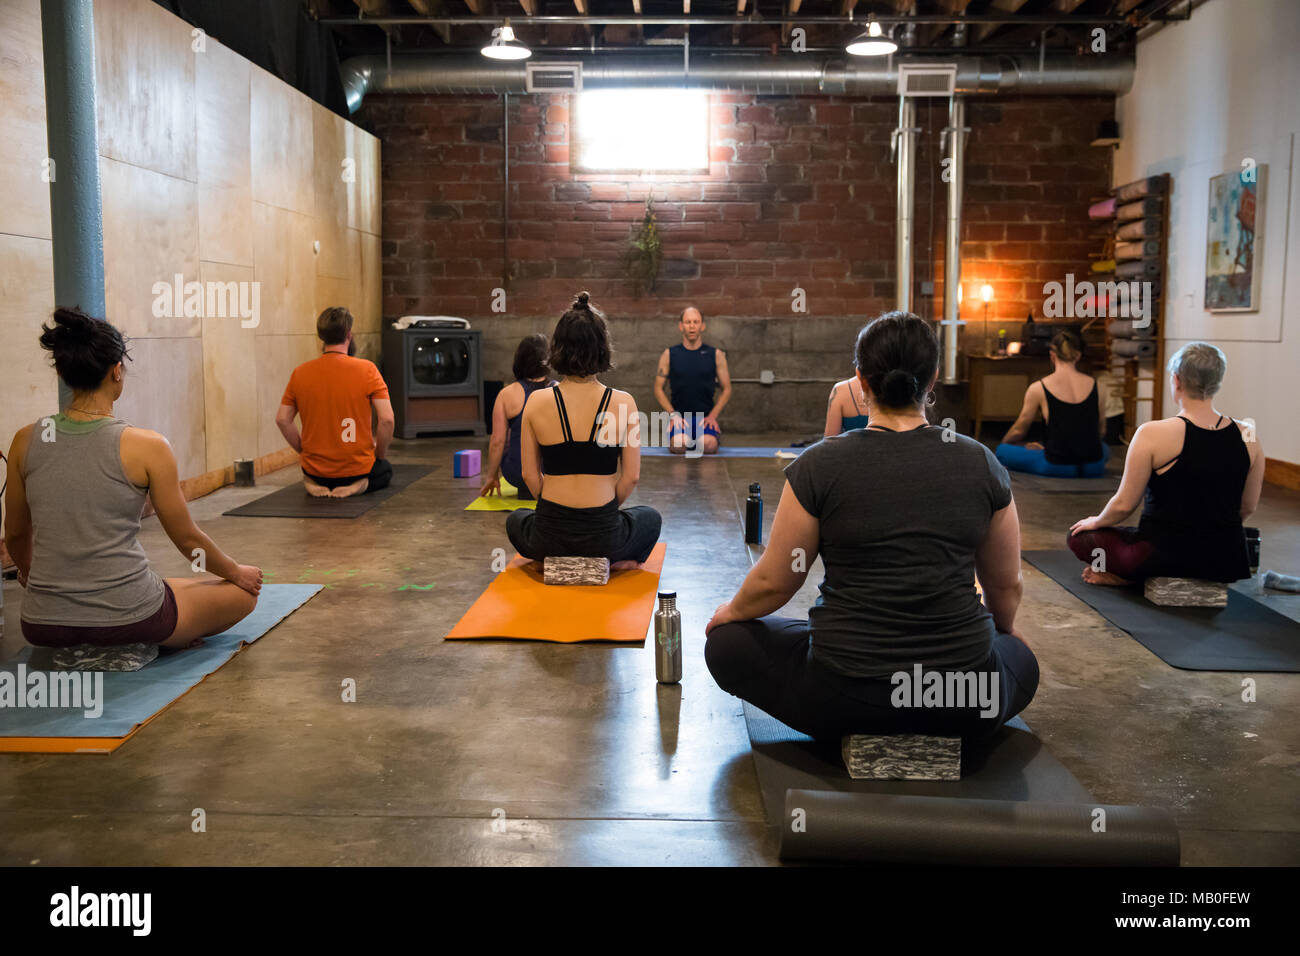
top-left (482, 22), bottom-right (531, 60)
top-left (846, 19), bottom-right (898, 57)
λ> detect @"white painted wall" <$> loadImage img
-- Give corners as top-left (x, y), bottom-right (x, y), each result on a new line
top-left (1115, 0), bottom-right (1300, 463)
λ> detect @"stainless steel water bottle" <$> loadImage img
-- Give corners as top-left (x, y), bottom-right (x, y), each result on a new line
top-left (654, 591), bottom-right (682, 684)
top-left (745, 482), bottom-right (762, 544)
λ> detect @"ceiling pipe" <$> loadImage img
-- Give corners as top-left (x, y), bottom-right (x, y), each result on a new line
top-left (341, 51), bottom-right (1134, 112)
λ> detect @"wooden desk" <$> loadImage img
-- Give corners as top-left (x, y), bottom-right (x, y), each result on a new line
top-left (966, 353), bottom-right (1053, 440)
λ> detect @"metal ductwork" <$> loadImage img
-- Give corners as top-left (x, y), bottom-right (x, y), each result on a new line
top-left (341, 52), bottom-right (1134, 113)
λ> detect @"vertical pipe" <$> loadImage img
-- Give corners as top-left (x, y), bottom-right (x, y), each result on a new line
top-left (942, 96), bottom-right (966, 385)
top-left (895, 96), bottom-right (917, 313)
top-left (41, 0), bottom-right (106, 407)
top-left (502, 91), bottom-right (509, 288)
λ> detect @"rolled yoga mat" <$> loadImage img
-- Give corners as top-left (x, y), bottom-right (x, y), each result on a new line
top-left (222, 464), bottom-right (432, 518)
top-left (1087, 197), bottom-right (1116, 219)
top-left (780, 789), bottom-right (1181, 865)
top-left (1113, 175), bottom-right (1168, 203)
top-left (1106, 319), bottom-right (1156, 339)
top-left (1117, 217), bottom-right (1163, 241)
top-left (0, 584), bottom-right (323, 753)
top-left (1025, 549), bottom-right (1300, 671)
top-left (1117, 197), bottom-right (1163, 221)
top-left (1115, 238), bottom-right (1162, 260)
top-left (1115, 258), bottom-right (1162, 279)
top-left (638, 445), bottom-right (804, 459)
top-left (1111, 339), bottom-right (1157, 358)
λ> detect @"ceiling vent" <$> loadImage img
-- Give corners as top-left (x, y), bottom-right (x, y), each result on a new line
top-left (897, 63), bottom-right (958, 97)
top-left (526, 61), bottom-right (583, 93)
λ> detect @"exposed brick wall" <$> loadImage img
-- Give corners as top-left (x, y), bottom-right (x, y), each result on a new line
top-left (356, 91), bottom-right (1112, 429)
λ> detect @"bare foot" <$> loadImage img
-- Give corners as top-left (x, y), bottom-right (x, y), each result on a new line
top-left (329, 478), bottom-right (369, 498)
top-left (1082, 567), bottom-right (1131, 587)
top-left (304, 478), bottom-right (331, 497)
top-left (610, 559), bottom-right (641, 571)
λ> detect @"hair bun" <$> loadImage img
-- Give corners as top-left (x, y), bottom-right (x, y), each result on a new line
top-left (880, 368), bottom-right (919, 407)
top-left (574, 291), bottom-right (591, 310)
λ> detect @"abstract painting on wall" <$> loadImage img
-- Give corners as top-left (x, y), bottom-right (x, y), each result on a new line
top-left (1205, 165), bottom-right (1265, 312)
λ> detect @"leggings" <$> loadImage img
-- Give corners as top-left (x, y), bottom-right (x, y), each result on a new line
top-left (499, 463), bottom-right (534, 500)
top-left (506, 498), bottom-right (661, 564)
top-left (1066, 527), bottom-right (1156, 580)
top-left (303, 458), bottom-right (393, 494)
top-left (995, 442), bottom-right (1110, 478)
top-left (704, 616), bottom-right (1039, 742)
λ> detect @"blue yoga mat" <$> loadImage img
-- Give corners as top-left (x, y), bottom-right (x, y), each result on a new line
top-left (639, 445), bottom-right (804, 459)
top-left (0, 584), bottom-right (321, 740)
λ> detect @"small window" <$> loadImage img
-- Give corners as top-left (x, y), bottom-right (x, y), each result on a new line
top-left (572, 89), bottom-right (710, 174)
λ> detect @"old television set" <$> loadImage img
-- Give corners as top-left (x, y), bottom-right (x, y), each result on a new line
top-left (382, 317), bottom-right (485, 438)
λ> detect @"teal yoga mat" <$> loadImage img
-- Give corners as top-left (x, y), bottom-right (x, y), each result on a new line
top-left (0, 584), bottom-right (321, 744)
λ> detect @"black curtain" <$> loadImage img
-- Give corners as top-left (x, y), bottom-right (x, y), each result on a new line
top-left (151, 0), bottom-right (348, 117)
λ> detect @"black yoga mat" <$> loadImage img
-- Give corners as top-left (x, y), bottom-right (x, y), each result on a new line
top-left (743, 701), bottom-right (1093, 828)
top-left (780, 789), bottom-right (1180, 865)
top-left (1009, 472), bottom-right (1119, 494)
top-left (1025, 549), bottom-right (1300, 672)
top-left (222, 464), bottom-right (433, 518)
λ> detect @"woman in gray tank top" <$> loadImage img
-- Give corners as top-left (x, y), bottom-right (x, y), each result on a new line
top-left (3, 308), bottom-right (261, 649)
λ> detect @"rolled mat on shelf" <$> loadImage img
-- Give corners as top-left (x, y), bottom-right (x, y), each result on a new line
top-left (1116, 258), bottom-right (1162, 278)
top-left (1090, 259), bottom-right (1116, 274)
top-left (1117, 217), bottom-right (1163, 241)
top-left (1112, 339), bottom-right (1157, 358)
top-left (1106, 319), bottom-right (1157, 339)
top-left (1087, 197), bottom-right (1116, 219)
top-left (1115, 239), bottom-right (1162, 260)
top-left (1113, 175), bottom-right (1169, 203)
top-left (1117, 197), bottom-right (1163, 221)
top-left (780, 790), bottom-right (1181, 865)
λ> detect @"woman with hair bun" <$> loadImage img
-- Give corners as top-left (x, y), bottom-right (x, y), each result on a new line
top-left (995, 329), bottom-right (1109, 478)
top-left (3, 307), bottom-right (261, 652)
top-left (505, 293), bottom-right (661, 567)
top-left (704, 311), bottom-right (1037, 741)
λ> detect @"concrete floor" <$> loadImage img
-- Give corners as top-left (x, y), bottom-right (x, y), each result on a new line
top-left (1, 433), bottom-right (1297, 866)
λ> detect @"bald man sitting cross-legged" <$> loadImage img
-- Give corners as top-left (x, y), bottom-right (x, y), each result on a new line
top-left (653, 306), bottom-right (732, 455)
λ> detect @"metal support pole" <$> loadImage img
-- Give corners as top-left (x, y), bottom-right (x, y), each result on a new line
top-left (942, 96), bottom-right (968, 385)
top-left (40, 0), bottom-right (106, 407)
top-left (894, 96), bottom-right (917, 313)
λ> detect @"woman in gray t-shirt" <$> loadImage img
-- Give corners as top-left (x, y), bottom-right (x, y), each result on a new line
top-left (705, 312), bottom-right (1038, 740)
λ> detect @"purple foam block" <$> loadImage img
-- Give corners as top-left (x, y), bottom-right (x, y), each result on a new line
top-left (454, 449), bottom-right (481, 478)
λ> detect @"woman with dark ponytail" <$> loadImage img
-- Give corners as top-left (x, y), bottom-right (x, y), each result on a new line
top-left (3, 308), bottom-right (261, 652)
top-left (995, 329), bottom-right (1110, 477)
top-left (505, 293), bottom-right (661, 566)
top-left (704, 311), bottom-right (1037, 740)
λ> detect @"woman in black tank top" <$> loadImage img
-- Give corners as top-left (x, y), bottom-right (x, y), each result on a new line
top-left (1067, 342), bottom-right (1263, 584)
top-left (504, 294), bottom-right (661, 566)
top-left (995, 330), bottom-right (1109, 477)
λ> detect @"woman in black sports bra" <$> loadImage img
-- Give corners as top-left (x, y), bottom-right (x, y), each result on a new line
top-left (504, 293), bottom-right (662, 567)
top-left (1067, 342), bottom-right (1265, 584)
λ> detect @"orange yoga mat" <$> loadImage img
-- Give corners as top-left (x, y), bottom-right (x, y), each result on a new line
top-left (446, 543), bottom-right (667, 643)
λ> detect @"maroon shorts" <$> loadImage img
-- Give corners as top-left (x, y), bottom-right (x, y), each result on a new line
top-left (21, 582), bottom-right (179, 648)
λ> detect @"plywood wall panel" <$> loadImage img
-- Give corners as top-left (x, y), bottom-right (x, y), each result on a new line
top-left (357, 230), bottom-right (382, 333)
top-left (94, 0), bottom-right (196, 182)
top-left (255, 334), bottom-right (321, 459)
top-left (314, 212), bottom-right (360, 280)
top-left (200, 262), bottom-right (259, 471)
top-left (0, 0), bottom-right (52, 241)
top-left (197, 38), bottom-right (252, 267)
top-left (0, 235), bottom-right (56, 451)
top-left (252, 201), bottom-right (315, 337)
top-left (315, 273), bottom-right (359, 329)
top-left (114, 336), bottom-right (206, 480)
top-left (313, 103), bottom-right (348, 227)
top-left (250, 65), bottom-right (313, 216)
top-left (348, 127), bottom-right (381, 236)
top-left (101, 157), bottom-right (199, 338)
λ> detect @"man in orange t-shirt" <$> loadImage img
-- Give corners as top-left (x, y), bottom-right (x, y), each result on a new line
top-left (276, 307), bottom-right (396, 498)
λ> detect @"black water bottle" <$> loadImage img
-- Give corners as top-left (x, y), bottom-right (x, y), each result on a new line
top-left (1245, 527), bottom-right (1261, 574)
top-left (745, 482), bottom-right (762, 545)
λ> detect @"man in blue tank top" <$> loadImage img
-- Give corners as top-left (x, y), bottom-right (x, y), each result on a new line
top-left (653, 306), bottom-right (732, 455)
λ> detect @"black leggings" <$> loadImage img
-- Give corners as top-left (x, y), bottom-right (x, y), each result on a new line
top-left (705, 616), bottom-right (1039, 742)
top-left (303, 458), bottom-right (393, 494)
top-left (506, 498), bottom-right (662, 564)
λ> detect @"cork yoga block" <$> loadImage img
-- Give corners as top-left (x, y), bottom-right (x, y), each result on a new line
top-left (1144, 577), bottom-right (1229, 608)
top-left (543, 556), bottom-right (611, 586)
top-left (841, 733), bottom-right (962, 781)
